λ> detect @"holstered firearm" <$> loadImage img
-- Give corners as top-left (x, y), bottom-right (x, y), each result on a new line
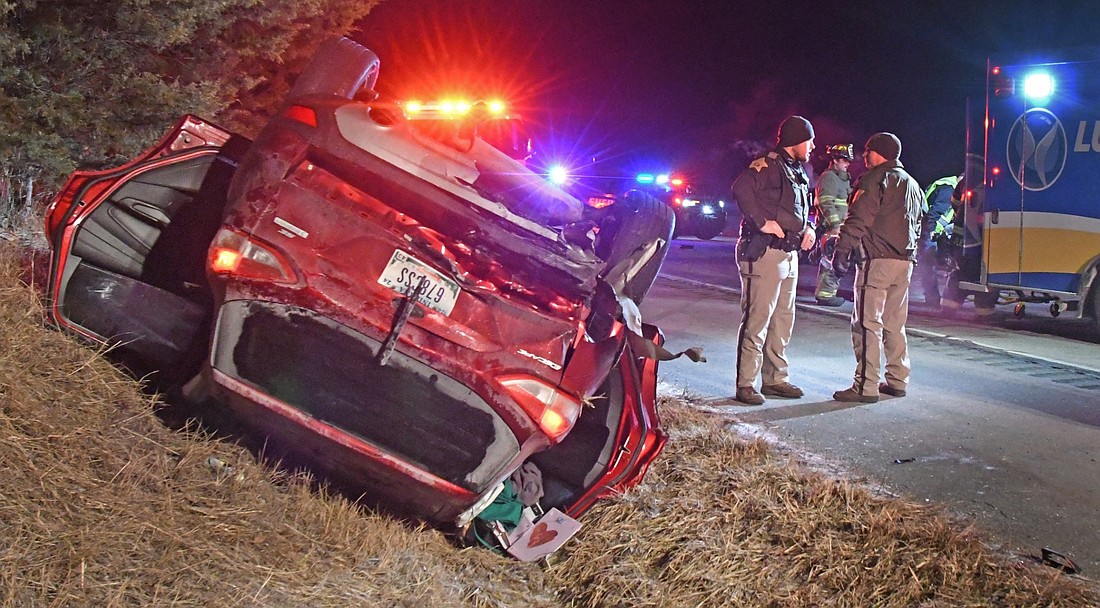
top-left (737, 231), bottom-right (773, 262)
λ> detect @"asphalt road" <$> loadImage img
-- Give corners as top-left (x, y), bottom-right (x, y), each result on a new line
top-left (644, 235), bottom-right (1100, 574)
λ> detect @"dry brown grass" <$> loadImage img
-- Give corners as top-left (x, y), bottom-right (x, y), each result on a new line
top-left (550, 403), bottom-right (1098, 607)
top-left (2, 244), bottom-right (1097, 607)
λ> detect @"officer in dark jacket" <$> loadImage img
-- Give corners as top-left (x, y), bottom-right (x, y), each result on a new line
top-left (831, 132), bottom-right (923, 403)
top-left (729, 115), bottom-right (817, 405)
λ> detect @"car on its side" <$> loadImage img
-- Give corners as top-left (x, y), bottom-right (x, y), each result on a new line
top-left (43, 37), bottom-right (674, 528)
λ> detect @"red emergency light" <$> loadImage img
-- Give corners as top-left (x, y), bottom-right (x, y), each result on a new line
top-left (991, 66), bottom-right (1014, 97)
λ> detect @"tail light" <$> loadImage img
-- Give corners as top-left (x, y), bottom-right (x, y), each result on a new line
top-left (208, 227), bottom-right (297, 283)
top-left (499, 375), bottom-right (581, 442)
top-left (283, 104), bottom-right (318, 127)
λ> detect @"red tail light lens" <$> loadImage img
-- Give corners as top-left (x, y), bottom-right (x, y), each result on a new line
top-left (499, 375), bottom-right (581, 442)
top-left (283, 104), bottom-right (318, 127)
top-left (208, 228), bottom-right (297, 283)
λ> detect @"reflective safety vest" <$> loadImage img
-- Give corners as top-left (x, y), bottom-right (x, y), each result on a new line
top-left (923, 176), bottom-right (959, 208)
top-left (923, 175), bottom-right (960, 238)
top-left (931, 208), bottom-right (955, 238)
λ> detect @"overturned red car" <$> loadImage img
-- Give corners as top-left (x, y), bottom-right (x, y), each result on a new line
top-left (43, 38), bottom-right (674, 527)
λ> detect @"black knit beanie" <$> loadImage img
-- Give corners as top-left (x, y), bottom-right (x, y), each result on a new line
top-left (865, 132), bottom-right (902, 161)
top-left (777, 115), bottom-right (815, 147)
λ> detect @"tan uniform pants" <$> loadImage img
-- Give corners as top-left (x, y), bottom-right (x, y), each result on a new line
top-left (736, 247), bottom-right (798, 388)
top-left (850, 258), bottom-right (913, 396)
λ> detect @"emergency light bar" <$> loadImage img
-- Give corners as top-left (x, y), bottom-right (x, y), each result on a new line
top-left (402, 98), bottom-right (508, 119)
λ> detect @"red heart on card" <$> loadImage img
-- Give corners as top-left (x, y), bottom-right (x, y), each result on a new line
top-left (527, 522), bottom-right (559, 548)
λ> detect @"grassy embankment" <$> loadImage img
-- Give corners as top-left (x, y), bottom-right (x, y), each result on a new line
top-left (1, 246), bottom-right (1096, 607)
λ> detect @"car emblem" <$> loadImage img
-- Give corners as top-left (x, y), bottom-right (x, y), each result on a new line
top-left (274, 216), bottom-right (310, 239)
top-left (516, 348), bottom-right (562, 371)
top-left (1006, 108), bottom-right (1067, 191)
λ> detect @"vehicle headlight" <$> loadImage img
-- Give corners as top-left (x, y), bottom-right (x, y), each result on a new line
top-left (681, 199), bottom-right (699, 208)
top-left (702, 204), bottom-right (715, 215)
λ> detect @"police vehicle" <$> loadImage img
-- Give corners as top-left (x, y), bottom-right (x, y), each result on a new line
top-left (634, 173), bottom-right (728, 240)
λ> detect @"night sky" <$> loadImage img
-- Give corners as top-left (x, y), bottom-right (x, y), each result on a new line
top-left (355, 0), bottom-right (1100, 193)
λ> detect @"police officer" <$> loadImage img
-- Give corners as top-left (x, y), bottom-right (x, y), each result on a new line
top-left (730, 115), bottom-right (817, 405)
top-left (814, 144), bottom-right (855, 306)
top-left (831, 132), bottom-right (923, 403)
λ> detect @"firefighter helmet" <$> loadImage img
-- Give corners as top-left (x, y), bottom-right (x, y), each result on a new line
top-left (827, 144), bottom-right (854, 161)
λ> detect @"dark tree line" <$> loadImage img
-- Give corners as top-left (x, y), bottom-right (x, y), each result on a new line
top-left (0, 0), bottom-right (383, 229)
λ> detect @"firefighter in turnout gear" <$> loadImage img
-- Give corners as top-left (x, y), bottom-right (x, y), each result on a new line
top-left (814, 144), bottom-right (855, 306)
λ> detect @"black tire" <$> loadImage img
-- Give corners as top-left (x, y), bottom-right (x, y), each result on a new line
top-left (595, 190), bottom-right (675, 305)
top-left (1088, 271), bottom-right (1100, 334)
top-left (693, 214), bottom-right (725, 240)
top-left (288, 37), bottom-right (380, 101)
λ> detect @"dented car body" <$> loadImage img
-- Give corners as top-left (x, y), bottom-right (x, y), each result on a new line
top-left (43, 38), bottom-right (672, 525)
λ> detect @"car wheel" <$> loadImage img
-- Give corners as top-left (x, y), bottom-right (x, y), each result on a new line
top-left (693, 215), bottom-right (725, 240)
top-left (595, 190), bottom-right (675, 305)
top-left (288, 37), bottom-right (380, 101)
top-left (1088, 270), bottom-right (1100, 334)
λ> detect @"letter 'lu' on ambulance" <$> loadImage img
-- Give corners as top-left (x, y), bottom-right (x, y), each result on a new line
top-left (1073, 120), bottom-right (1100, 152)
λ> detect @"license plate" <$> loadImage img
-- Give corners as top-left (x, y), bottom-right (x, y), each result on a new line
top-left (377, 249), bottom-right (460, 316)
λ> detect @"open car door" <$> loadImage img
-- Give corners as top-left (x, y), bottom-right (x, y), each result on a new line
top-left (528, 315), bottom-right (668, 519)
top-left (566, 323), bottom-right (668, 517)
top-left (44, 116), bottom-right (248, 385)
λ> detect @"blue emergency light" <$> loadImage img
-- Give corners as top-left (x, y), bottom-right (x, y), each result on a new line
top-left (548, 164), bottom-right (569, 185)
top-left (1023, 72), bottom-right (1054, 101)
top-left (636, 173), bottom-right (656, 184)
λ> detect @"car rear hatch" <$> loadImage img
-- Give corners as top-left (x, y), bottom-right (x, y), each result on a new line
top-left (210, 99), bottom-right (604, 499)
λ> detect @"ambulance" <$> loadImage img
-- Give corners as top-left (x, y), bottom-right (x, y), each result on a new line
top-left (969, 52), bottom-right (1100, 330)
